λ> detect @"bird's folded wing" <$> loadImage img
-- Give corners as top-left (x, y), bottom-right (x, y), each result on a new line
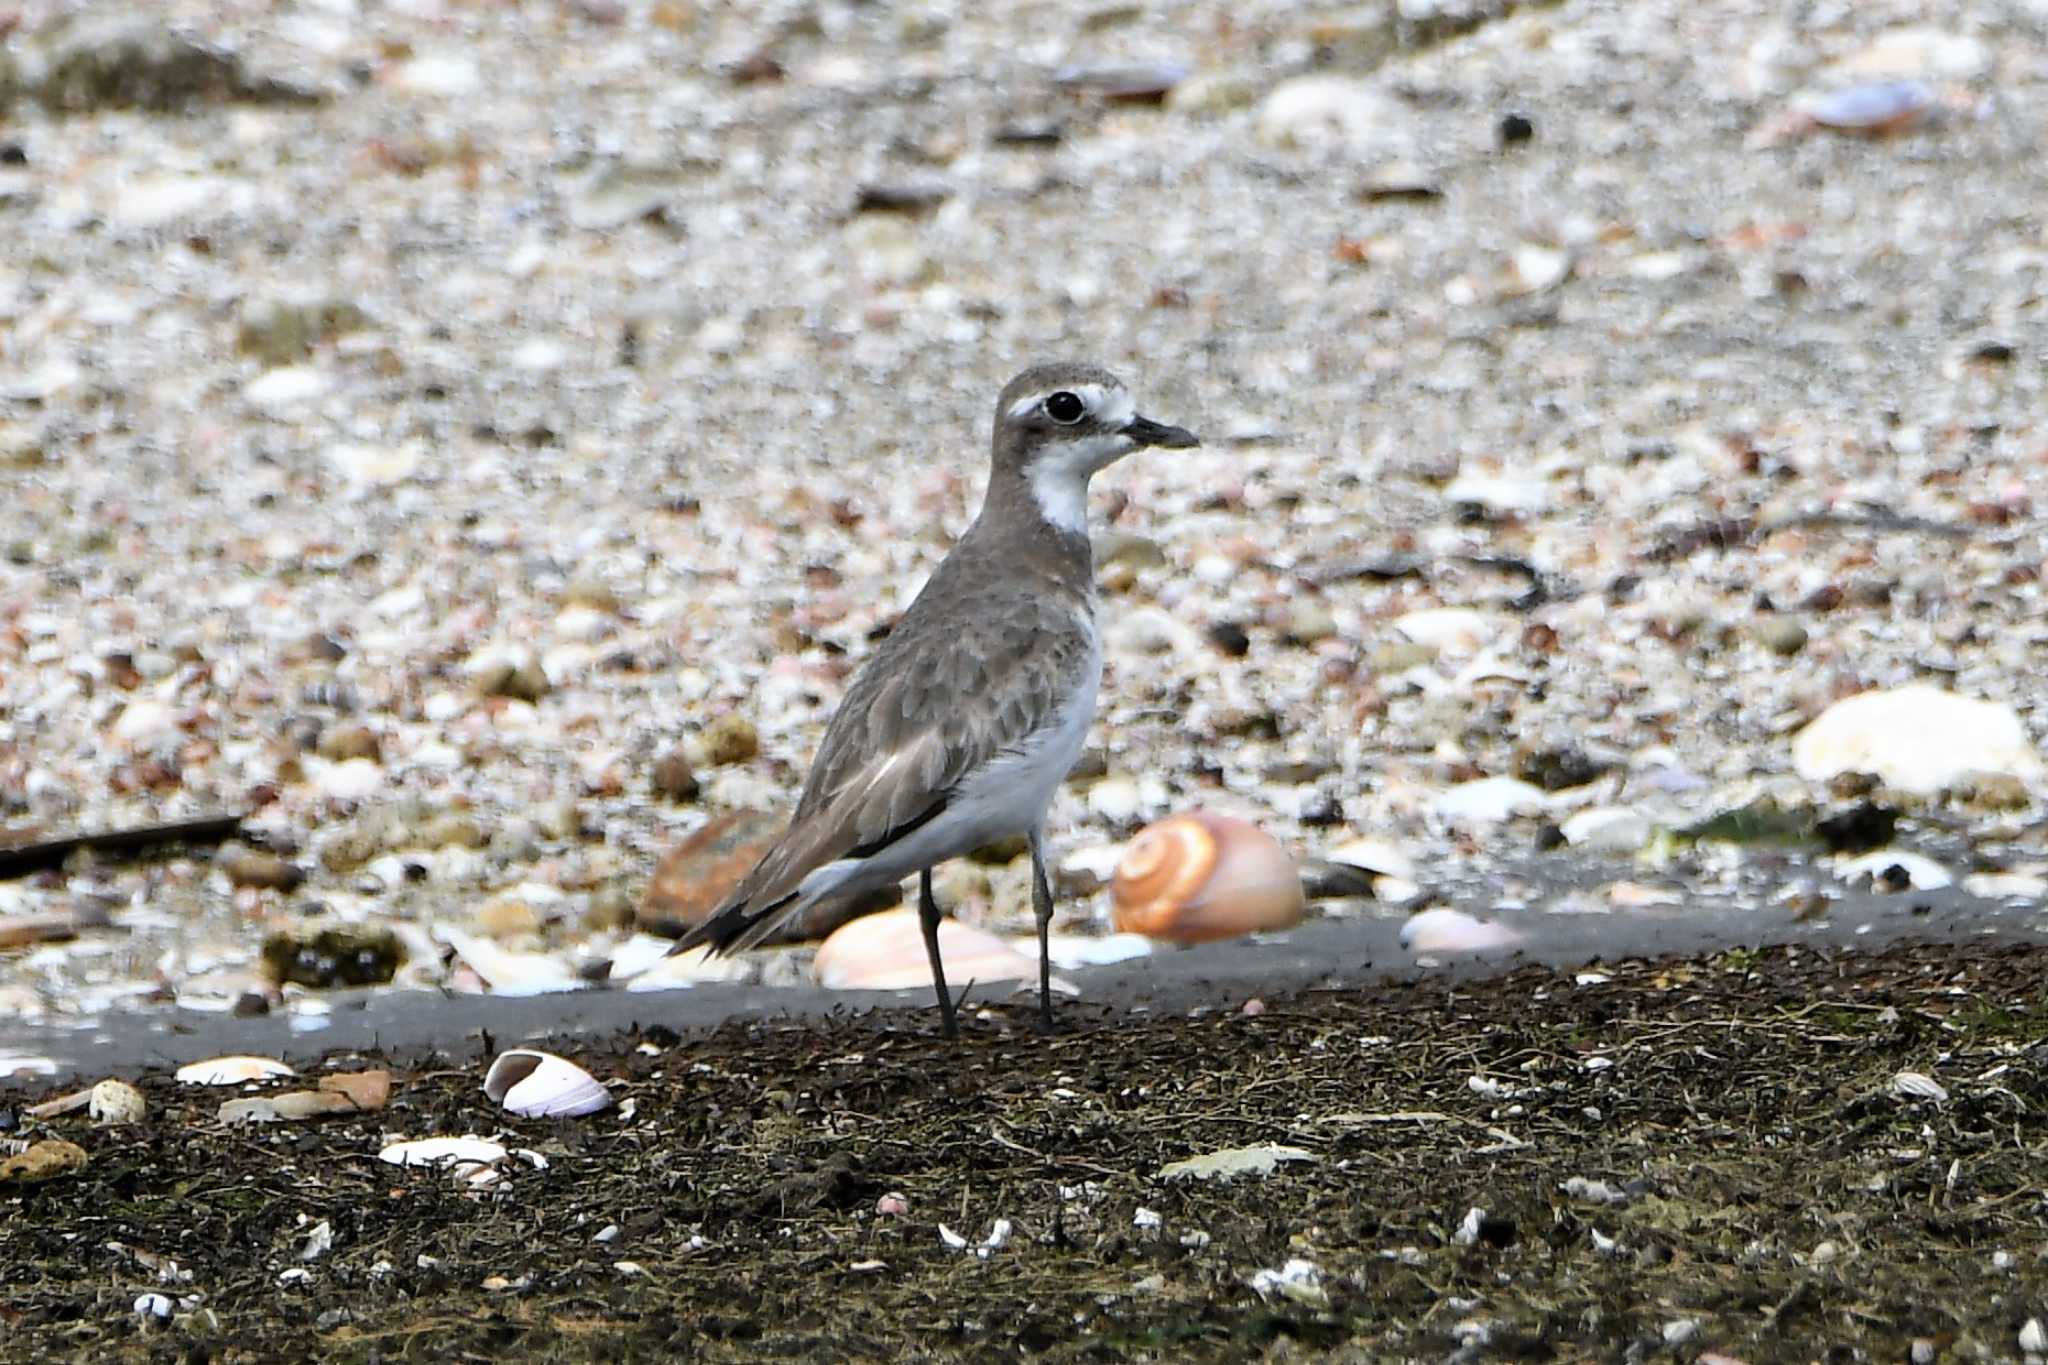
top-left (682, 597), bottom-right (1093, 951)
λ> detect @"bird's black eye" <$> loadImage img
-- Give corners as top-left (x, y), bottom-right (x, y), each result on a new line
top-left (1044, 391), bottom-right (1086, 424)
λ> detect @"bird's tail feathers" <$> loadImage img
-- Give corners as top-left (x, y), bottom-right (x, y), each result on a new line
top-left (667, 888), bottom-right (801, 958)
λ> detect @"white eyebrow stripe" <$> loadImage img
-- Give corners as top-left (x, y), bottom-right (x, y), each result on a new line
top-left (1006, 382), bottom-right (1128, 424)
top-left (1094, 386), bottom-right (1135, 430)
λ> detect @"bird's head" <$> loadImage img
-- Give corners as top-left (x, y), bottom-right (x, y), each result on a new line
top-left (990, 362), bottom-right (1199, 534)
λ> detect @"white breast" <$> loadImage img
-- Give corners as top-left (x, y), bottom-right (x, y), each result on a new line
top-left (945, 624), bottom-right (1101, 841)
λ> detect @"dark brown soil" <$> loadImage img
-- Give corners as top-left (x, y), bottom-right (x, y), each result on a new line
top-left (4, 939), bottom-right (2045, 1364)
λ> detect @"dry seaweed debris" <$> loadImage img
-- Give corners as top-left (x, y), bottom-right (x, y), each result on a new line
top-left (0, 938), bottom-right (2043, 1361)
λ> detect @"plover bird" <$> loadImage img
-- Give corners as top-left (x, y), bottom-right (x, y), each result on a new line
top-left (673, 363), bottom-right (1198, 1035)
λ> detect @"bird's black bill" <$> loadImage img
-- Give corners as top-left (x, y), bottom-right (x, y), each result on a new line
top-left (1123, 414), bottom-right (1199, 449)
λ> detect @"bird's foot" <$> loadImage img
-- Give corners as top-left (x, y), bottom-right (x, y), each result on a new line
top-left (934, 979), bottom-right (975, 1039)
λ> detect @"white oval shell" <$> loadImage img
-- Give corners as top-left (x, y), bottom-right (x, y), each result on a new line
top-left (1799, 81), bottom-right (1933, 132)
top-left (88, 1078), bottom-right (146, 1125)
top-left (483, 1049), bottom-right (612, 1118)
top-left (814, 908), bottom-right (1040, 991)
top-left (378, 1136), bottom-right (509, 1167)
top-left (1399, 908), bottom-right (1522, 954)
top-left (175, 1055), bottom-right (296, 1086)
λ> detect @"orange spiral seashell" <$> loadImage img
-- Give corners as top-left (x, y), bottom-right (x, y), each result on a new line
top-left (1111, 811), bottom-right (1304, 945)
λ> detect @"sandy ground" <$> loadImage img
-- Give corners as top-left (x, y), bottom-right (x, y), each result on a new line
top-left (2, 0), bottom-right (2045, 1024)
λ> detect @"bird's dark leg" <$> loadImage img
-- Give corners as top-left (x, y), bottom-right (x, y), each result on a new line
top-left (1028, 826), bottom-right (1057, 1031)
top-left (918, 868), bottom-right (959, 1039)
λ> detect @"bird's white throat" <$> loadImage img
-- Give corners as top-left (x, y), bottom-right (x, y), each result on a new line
top-left (1028, 432), bottom-right (1134, 534)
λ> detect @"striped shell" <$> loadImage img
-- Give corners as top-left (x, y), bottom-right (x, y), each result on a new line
top-left (1110, 811), bottom-right (1304, 944)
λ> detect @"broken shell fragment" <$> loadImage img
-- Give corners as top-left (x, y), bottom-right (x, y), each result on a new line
top-left (378, 1136), bottom-right (517, 1188)
top-left (220, 1069), bottom-right (396, 1124)
top-left (1324, 836), bottom-right (1415, 881)
top-left (483, 1049), bottom-right (613, 1118)
top-left (319, 1069), bottom-right (393, 1110)
top-left (22, 1087), bottom-right (93, 1120)
top-left (379, 1136), bottom-right (510, 1167)
top-left (219, 1090), bottom-right (360, 1124)
top-left (438, 929), bottom-right (586, 996)
top-left (175, 1055), bottom-right (296, 1086)
top-left (1111, 811), bottom-right (1304, 945)
top-left (89, 1079), bottom-right (146, 1125)
top-left (606, 933), bottom-right (753, 991)
top-left (1837, 849), bottom-right (1952, 891)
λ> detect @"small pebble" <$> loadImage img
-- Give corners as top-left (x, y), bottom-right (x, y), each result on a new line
top-left (1086, 777), bottom-right (1143, 824)
top-left (315, 725), bottom-right (381, 762)
top-left (474, 892), bottom-right (545, 942)
top-left (1280, 600), bottom-right (1337, 646)
top-left (1108, 607), bottom-right (1193, 654)
top-left (561, 577), bottom-right (623, 613)
top-left (313, 758), bottom-right (385, 803)
top-left (418, 812), bottom-right (488, 849)
top-left (219, 846), bottom-right (306, 891)
top-left (694, 713), bottom-right (759, 766)
top-left (582, 885), bottom-right (635, 933)
top-left (535, 799), bottom-right (582, 842)
top-left (1095, 532), bottom-right (1167, 570)
top-left (650, 748), bottom-right (700, 801)
top-left (1205, 621), bottom-right (1251, 657)
top-left (1749, 617), bottom-right (1808, 656)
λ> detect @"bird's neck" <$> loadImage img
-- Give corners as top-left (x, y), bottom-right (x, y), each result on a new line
top-left (972, 465), bottom-right (1095, 586)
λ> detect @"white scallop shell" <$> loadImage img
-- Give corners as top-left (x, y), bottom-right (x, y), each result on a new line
top-left (175, 1055), bottom-right (296, 1086)
top-left (483, 1049), bottom-right (612, 1118)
